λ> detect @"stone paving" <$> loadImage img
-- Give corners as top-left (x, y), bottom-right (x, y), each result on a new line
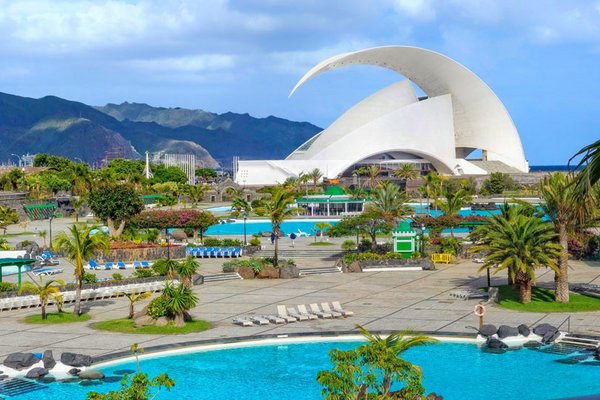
top-left (1, 254), bottom-right (600, 359)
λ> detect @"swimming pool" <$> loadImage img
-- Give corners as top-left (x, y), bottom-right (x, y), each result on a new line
top-left (206, 218), bottom-right (340, 235)
top-left (15, 339), bottom-right (600, 400)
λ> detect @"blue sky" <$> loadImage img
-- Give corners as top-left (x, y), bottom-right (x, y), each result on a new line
top-left (1, 0), bottom-right (599, 165)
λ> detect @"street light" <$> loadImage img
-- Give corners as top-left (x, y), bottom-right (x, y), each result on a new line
top-left (243, 212), bottom-right (248, 246)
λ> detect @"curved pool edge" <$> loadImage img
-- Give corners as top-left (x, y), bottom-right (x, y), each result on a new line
top-left (91, 330), bottom-right (478, 369)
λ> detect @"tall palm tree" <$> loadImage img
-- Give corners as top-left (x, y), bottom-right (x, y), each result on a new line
top-left (367, 181), bottom-right (412, 227)
top-left (185, 184), bottom-right (208, 205)
top-left (153, 258), bottom-right (179, 280)
top-left (393, 163), bottom-right (419, 190)
top-left (121, 291), bottom-right (153, 319)
top-left (420, 171), bottom-right (443, 215)
top-left (53, 225), bottom-right (109, 316)
top-left (571, 138), bottom-right (600, 196)
top-left (314, 222), bottom-right (332, 241)
top-left (19, 278), bottom-right (65, 320)
top-left (231, 196), bottom-right (250, 217)
top-left (539, 172), bottom-right (596, 303)
top-left (39, 230), bottom-right (47, 248)
top-left (352, 166), bottom-right (367, 188)
top-left (471, 213), bottom-right (561, 303)
top-left (298, 172), bottom-right (311, 194)
top-left (364, 165), bottom-right (382, 188)
top-left (436, 188), bottom-right (472, 236)
top-left (176, 256), bottom-right (199, 287)
top-left (356, 324), bottom-right (438, 396)
top-left (309, 168), bottom-right (324, 189)
top-left (264, 188), bottom-right (298, 267)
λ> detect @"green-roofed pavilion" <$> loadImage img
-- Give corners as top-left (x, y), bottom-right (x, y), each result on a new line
top-left (0, 258), bottom-right (37, 288)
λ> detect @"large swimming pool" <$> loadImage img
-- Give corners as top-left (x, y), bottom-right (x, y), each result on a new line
top-left (15, 340), bottom-right (600, 400)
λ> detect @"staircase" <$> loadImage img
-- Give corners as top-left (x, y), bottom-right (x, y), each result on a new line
top-left (556, 333), bottom-right (600, 349)
top-left (0, 377), bottom-right (47, 398)
top-left (201, 273), bottom-right (243, 283)
top-left (298, 265), bottom-right (343, 276)
top-left (255, 248), bottom-right (342, 260)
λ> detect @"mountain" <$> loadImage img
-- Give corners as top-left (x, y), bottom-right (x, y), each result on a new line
top-left (96, 102), bottom-right (322, 164)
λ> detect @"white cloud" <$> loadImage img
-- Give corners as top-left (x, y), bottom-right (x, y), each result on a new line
top-left (128, 54), bottom-right (236, 73)
top-left (392, 0), bottom-right (436, 22)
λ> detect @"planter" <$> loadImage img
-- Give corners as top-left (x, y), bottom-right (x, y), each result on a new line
top-left (96, 245), bottom-right (186, 262)
top-left (345, 257), bottom-right (435, 271)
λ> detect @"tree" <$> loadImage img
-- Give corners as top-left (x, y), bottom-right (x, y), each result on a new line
top-left (352, 166), bottom-right (367, 188)
top-left (364, 165), bottom-right (381, 188)
top-left (72, 197), bottom-right (86, 222)
top-left (367, 181), bottom-right (412, 227)
top-left (394, 163), bottom-right (419, 190)
top-left (0, 206), bottom-right (19, 234)
top-left (435, 188), bottom-right (472, 236)
top-left (263, 188), bottom-right (298, 267)
top-left (195, 168), bottom-right (218, 181)
top-left (184, 184), bottom-right (208, 204)
top-left (471, 212), bottom-right (561, 303)
top-left (481, 172), bottom-right (517, 195)
top-left (54, 225), bottom-right (109, 315)
top-left (88, 184), bottom-right (144, 238)
top-left (151, 165), bottom-right (188, 184)
top-left (317, 324), bottom-right (437, 399)
top-left (19, 277), bottom-right (65, 320)
top-left (298, 172), bottom-right (311, 194)
top-left (122, 291), bottom-right (153, 319)
top-left (231, 196), bottom-right (250, 217)
top-left (309, 168), bottom-right (324, 189)
top-left (176, 256), bottom-right (199, 287)
top-left (571, 138), bottom-right (600, 197)
top-left (329, 210), bottom-right (392, 251)
top-left (314, 222), bottom-right (332, 241)
top-left (161, 282), bottom-right (199, 327)
top-left (152, 258), bottom-right (179, 280)
top-left (539, 172), bottom-right (596, 303)
top-left (39, 230), bottom-right (47, 247)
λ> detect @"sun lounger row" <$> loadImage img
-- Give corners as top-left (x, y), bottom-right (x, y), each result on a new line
top-left (87, 260), bottom-right (151, 270)
top-left (186, 247), bottom-right (242, 258)
top-left (449, 288), bottom-right (488, 300)
top-left (232, 302), bottom-right (353, 326)
top-left (0, 280), bottom-right (171, 311)
top-left (32, 267), bottom-right (63, 276)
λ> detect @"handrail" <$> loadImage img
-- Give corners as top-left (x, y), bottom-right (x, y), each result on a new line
top-left (557, 315), bottom-right (571, 333)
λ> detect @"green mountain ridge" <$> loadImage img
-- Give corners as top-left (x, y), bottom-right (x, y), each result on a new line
top-left (0, 92), bottom-right (322, 167)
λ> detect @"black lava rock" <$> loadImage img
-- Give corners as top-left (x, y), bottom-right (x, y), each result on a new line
top-left (542, 330), bottom-right (561, 344)
top-left (25, 367), bottom-right (49, 379)
top-left (518, 324), bottom-right (530, 337)
top-left (68, 368), bottom-right (81, 376)
top-left (497, 325), bottom-right (519, 339)
top-left (486, 338), bottom-right (509, 349)
top-left (479, 324), bottom-right (497, 337)
top-left (533, 323), bottom-right (557, 336)
top-left (3, 353), bottom-right (40, 370)
top-left (42, 350), bottom-right (56, 370)
top-left (61, 352), bottom-right (92, 367)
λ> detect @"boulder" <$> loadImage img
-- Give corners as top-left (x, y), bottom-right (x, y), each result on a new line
top-left (155, 316), bottom-right (169, 327)
top-left (497, 325), bottom-right (519, 339)
top-left (60, 352), bottom-right (92, 367)
top-left (237, 266), bottom-right (255, 279)
top-left (257, 266), bottom-right (279, 279)
top-left (518, 324), bottom-right (530, 337)
top-left (170, 229), bottom-right (188, 241)
top-left (346, 261), bottom-right (362, 273)
top-left (542, 330), bottom-right (561, 344)
top-left (486, 338), bottom-right (508, 349)
top-left (533, 323), bottom-right (557, 336)
top-left (68, 368), bottom-right (81, 376)
top-left (42, 350), bottom-right (56, 370)
top-left (421, 259), bottom-right (436, 271)
top-left (79, 370), bottom-right (105, 380)
top-left (132, 305), bottom-right (148, 320)
top-left (278, 264), bottom-right (300, 279)
top-left (133, 315), bottom-right (155, 327)
top-left (425, 393), bottom-right (443, 400)
top-left (25, 367), bottom-right (49, 379)
top-left (523, 341), bottom-right (542, 348)
top-left (479, 324), bottom-right (497, 337)
top-left (3, 353), bottom-right (40, 370)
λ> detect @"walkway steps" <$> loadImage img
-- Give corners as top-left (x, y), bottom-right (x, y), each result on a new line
top-left (202, 273), bottom-right (243, 283)
top-left (557, 334), bottom-right (600, 349)
top-left (298, 266), bottom-right (342, 276)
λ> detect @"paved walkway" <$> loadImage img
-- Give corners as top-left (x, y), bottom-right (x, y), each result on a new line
top-left (1, 258), bottom-right (600, 359)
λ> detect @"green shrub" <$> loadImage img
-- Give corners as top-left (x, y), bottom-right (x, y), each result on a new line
top-left (358, 239), bottom-right (372, 252)
top-left (112, 273), bottom-right (123, 281)
top-left (203, 237), bottom-right (222, 246)
top-left (383, 252), bottom-right (405, 259)
top-left (411, 251), bottom-right (422, 259)
top-left (83, 272), bottom-right (97, 284)
top-left (341, 240), bottom-right (357, 252)
top-left (0, 282), bottom-right (17, 292)
top-left (358, 252), bottom-right (381, 261)
top-left (343, 253), bottom-right (359, 265)
top-left (439, 237), bottom-right (461, 256)
top-left (222, 261), bottom-right (237, 273)
top-left (147, 296), bottom-right (169, 319)
top-left (249, 237), bottom-right (261, 246)
top-left (222, 238), bottom-right (243, 247)
top-left (250, 259), bottom-right (264, 273)
top-left (134, 268), bottom-right (154, 278)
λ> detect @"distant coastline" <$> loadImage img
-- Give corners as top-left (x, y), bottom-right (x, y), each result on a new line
top-left (529, 165), bottom-right (582, 172)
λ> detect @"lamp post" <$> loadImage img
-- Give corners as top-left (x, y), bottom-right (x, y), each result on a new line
top-left (48, 210), bottom-right (55, 250)
top-left (243, 213), bottom-right (248, 246)
top-left (165, 228), bottom-right (170, 260)
top-left (420, 223), bottom-right (426, 258)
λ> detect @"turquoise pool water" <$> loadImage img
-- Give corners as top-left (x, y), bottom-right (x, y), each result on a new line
top-left (15, 341), bottom-right (600, 400)
top-left (206, 219), bottom-right (339, 235)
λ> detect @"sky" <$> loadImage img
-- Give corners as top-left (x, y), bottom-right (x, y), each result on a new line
top-left (1, 0), bottom-right (599, 165)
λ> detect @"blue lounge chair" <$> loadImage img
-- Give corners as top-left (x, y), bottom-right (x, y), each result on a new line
top-left (141, 261), bottom-right (150, 268)
top-left (88, 260), bottom-right (99, 270)
top-left (117, 261), bottom-right (126, 269)
top-left (215, 248), bottom-right (224, 257)
top-left (104, 262), bottom-right (114, 270)
top-left (133, 261), bottom-right (142, 269)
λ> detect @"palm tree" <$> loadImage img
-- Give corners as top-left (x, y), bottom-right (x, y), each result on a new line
top-left (162, 282), bottom-right (199, 327)
top-left (72, 197), bottom-right (86, 222)
top-left (421, 171), bottom-right (443, 215)
top-left (393, 163), bottom-right (419, 190)
top-left (53, 225), bottom-right (109, 316)
top-left (298, 172), bottom-right (311, 194)
top-left (436, 188), bottom-right (472, 236)
top-left (356, 324), bottom-right (438, 396)
top-left (19, 278), bottom-right (65, 320)
top-left (0, 206), bottom-right (19, 234)
top-left (309, 168), bottom-right (323, 189)
top-left (352, 167), bottom-right (367, 188)
top-left (122, 291), bottom-right (153, 319)
top-left (185, 184), bottom-right (208, 205)
top-left (471, 213), bottom-right (561, 303)
top-left (539, 172), bottom-right (596, 303)
top-left (176, 256), bottom-right (199, 287)
top-left (39, 230), bottom-right (47, 248)
top-left (264, 188), bottom-right (298, 267)
top-left (231, 196), bottom-right (250, 217)
top-left (364, 165), bottom-right (381, 188)
top-left (314, 222), bottom-right (332, 241)
top-left (367, 181), bottom-right (412, 227)
top-left (153, 258), bottom-right (179, 280)
top-left (571, 138), bottom-right (600, 196)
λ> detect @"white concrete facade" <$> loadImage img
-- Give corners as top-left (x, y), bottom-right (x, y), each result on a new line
top-left (236, 45), bottom-right (527, 186)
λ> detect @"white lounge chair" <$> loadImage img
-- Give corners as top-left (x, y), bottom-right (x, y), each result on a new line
top-left (232, 317), bottom-right (253, 327)
top-left (276, 305), bottom-right (298, 323)
top-left (331, 301), bottom-right (354, 317)
top-left (309, 303), bottom-right (333, 319)
top-left (286, 306), bottom-right (309, 321)
top-left (321, 303), bottom-right (342, 318)
top-left (296, 304), bottom-right (318, 320)
top-left (262, 315), bottom-right (285, 324)
top-left (249, 316), bottom-right (269, 325)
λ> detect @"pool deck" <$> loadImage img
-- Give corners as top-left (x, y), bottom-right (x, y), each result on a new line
top-left (1, 241), bottom-right (600, 359)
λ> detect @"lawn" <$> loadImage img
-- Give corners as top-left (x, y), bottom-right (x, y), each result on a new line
top-left (308, 241), bottom-right (336, 246)
top-left (495, 285), bottom-right (600, 313)
top-left (24, 312), bottom-right (92, 324)
top-left (93, 318), bottom-right (211, 334)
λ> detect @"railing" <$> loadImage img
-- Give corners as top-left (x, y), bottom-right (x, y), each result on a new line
top-left (431, 253), bottom-right (452, 264)
top-left (557, 315), bottom-right (571, 333)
